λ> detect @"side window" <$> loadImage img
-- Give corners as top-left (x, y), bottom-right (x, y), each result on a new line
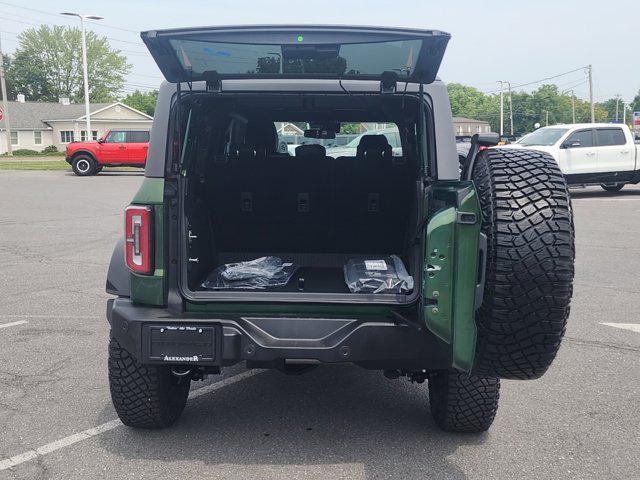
top-left (105, 131), bottom-right (127, 143)
top-left (596, 128), bottom-right (626, 147)
top-left (127, 131), bottom-right (150, 143)
top-left (384, 132), bottom-right (398, 148)
top-left (565, 129), bottom-right (593, 148)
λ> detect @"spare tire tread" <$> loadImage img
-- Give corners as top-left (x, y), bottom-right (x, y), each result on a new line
top-left (471, 148), bottom-right (575, 379)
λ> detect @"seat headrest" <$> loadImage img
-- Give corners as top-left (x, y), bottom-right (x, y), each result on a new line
top-left (295, 144), bottom-right (326, 157)
top-left (356, 134), bottom-right (392, 158)
top-left (245, 118), bottom-right (278, 155)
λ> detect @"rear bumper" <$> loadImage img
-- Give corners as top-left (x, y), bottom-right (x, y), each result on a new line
top-left (107, 298), bottom-right (450, 371)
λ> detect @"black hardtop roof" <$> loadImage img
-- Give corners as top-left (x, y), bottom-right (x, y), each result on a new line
top-left (141, 25), bottom-right (450, 85)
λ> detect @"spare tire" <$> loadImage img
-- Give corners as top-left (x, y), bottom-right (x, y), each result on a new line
top-left (471, 148), bottom-right (575, 379)
top-left (600, 183), bottom-right (624, 192)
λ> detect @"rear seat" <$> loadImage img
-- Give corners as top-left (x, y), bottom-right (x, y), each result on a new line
top-left (209, 124), bottom-right (411, 257)
top-left (334, 134), bottom-right (412, 253)
top-left (209, 119), bottom-right (281, 252)
top-left (210, 119), bottom-right (333, 254)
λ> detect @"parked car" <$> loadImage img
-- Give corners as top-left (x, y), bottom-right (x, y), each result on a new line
top-left (106, 25), bottom-right (575, 433)
top-left (65, 129), bottom-right (150, 176)
top-left (509, 123), bottom-right (639, 192)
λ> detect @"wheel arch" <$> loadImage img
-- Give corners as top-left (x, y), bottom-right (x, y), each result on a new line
top-left (106, 238), bottom-right (130, 297)
top-left (71, 150), bottom-right (97, 161)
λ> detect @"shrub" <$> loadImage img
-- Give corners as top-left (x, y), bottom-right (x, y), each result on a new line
top-left (10, 149), bottom-right (41, 156)
top-left (42, 145), bottom-right (59, 154)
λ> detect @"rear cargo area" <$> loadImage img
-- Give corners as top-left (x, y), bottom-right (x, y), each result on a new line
top-left (179, 93), bottom-right (424, 302)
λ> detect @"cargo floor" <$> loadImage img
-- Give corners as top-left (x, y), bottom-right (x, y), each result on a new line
top-left (199, 266), bottom-right (351, 293)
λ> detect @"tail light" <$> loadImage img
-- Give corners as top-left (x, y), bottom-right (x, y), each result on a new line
top-left (125, 206), bottom-right (154, 274)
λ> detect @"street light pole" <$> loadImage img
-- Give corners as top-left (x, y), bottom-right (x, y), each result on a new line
top-left (61, 12), bottom-right (103, 140)
top-left (507, 81), bottom-right (513, 136)
top-left (497, 81), bottom-right (504, 136)
top-left (0, 31), bottom-right (13, 155)
top-left (587, 64), bottom-right (595, 123)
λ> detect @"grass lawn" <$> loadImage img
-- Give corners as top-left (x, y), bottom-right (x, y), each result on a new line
top-left (0, 160), bottom-right (69, 171)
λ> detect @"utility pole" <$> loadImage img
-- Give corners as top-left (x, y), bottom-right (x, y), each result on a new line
top-left (61, 12), bottom-right (103, 139)
top-left (0, 32), bottom-right (13, 156)
top-left (614, 94), bottom-right (621, 122)
top-left (507, 81), bottom-right (513, 136)
top-left (622, 100), bottom-right (626, 125)
top-left (587, 64), bottom-right (595, 123)
top-left (544, 110), bottom-right (549, 126)
top-left (498, 80), bottom-right (504, 136)
top-left (571, 90), bottom-right (576, 123)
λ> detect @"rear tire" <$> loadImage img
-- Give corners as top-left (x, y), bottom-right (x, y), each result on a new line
top-left (600, 183), bottom-right (624, 192)
top-left (71, 155), bottom-right (95, 176)
top-left (108, 337), bottom-right (190, 429)
top-left (471, 148), bottom-right (575, 379)
top-left (428, 370), bottom-right (500, 433)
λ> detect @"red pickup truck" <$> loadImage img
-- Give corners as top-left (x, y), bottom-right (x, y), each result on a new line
top-left (65, 130), bottom-right (150, 176)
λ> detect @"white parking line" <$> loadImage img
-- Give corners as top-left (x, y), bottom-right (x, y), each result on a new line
top-left (601, 322), bottom-right (640, 334)
top-left (0, 314), bottom-right (101, 319)
top-left (0, 369), bottom-right (264, 472)
top-left (0, 320), bottom-right (28, 330)
top-left (573, 198), bottom-right (640, 202)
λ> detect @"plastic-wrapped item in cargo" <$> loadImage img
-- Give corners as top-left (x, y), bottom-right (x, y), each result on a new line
top-left (202, 256), bottom-right (297, 290)
top-left (344, 255), bottom-right (414, 294)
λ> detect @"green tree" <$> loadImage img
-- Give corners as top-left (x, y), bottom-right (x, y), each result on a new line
top-left (121, 90), bottom-right (158, 117)
top-left (6, 25), bottom-right (130, 102)
top-left (1, 53), bottom-right (15, 99)
top-left (448, 82), bottom-right (614, 135)
top-left (596, 97), bottom-right (625, 122)
top-left (630, 89), bottom-right (640, 113)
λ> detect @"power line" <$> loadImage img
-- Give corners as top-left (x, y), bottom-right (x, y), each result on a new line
top-left (0, 15), bottom-right (147, 53)
top-left (482, 66), bottom-right (588, 94)
top-left (0, 1), bottom-right (139, 33)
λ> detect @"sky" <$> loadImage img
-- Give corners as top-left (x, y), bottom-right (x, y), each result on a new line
top-left (0, 0), bottom-right (638, 105)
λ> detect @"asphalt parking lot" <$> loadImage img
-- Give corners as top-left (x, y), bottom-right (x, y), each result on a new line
top-left (1, 169), bottom-right (639, 479)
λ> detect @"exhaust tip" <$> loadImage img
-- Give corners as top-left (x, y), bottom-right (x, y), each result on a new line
top-left (171, 367), bottom-right (192, 378)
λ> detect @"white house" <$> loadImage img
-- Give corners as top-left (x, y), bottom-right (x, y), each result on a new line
top-left (452, 117), bottom-right (491, 136)
top-left (0, 96), bottom-right (153, 154)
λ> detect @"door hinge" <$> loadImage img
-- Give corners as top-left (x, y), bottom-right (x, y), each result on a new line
top-left (203, 71), bottom-right (222, 93)
top-left (380, 71), bottom-right (399, 94)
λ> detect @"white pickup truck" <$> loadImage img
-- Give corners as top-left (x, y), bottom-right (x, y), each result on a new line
top-left (508, 123), bottom-right (639, 191)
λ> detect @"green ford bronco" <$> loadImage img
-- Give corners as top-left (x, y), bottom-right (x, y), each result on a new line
top-left (106, 25), bottom-right (575, 433)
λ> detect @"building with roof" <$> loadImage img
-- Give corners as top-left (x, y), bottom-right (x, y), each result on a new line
top-left (0, 96), bottom-right (153, 154)
top-left (453, 117), bottom-right (491, 136)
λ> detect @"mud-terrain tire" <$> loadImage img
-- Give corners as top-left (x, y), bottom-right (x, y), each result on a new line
top-left (471, 148), bottom-right (575, 379)
top-left (600, 183), bottom-right (624, 192)
top-left (108, 337), bottom-right (190, 429)
top-left (71, 155), bottom-right (96, 176)
top-left (428, 370), bottom-right (500, 433)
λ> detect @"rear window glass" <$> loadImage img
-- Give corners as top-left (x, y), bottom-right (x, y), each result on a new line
top-left (128, 131), bottom-right (150, 143)
top-left (169, 39), bottom-right (420, 77)
top-left (275, 123), bottom-right (402, 158)
top-left (596, 128), bottom-right (626, 146)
